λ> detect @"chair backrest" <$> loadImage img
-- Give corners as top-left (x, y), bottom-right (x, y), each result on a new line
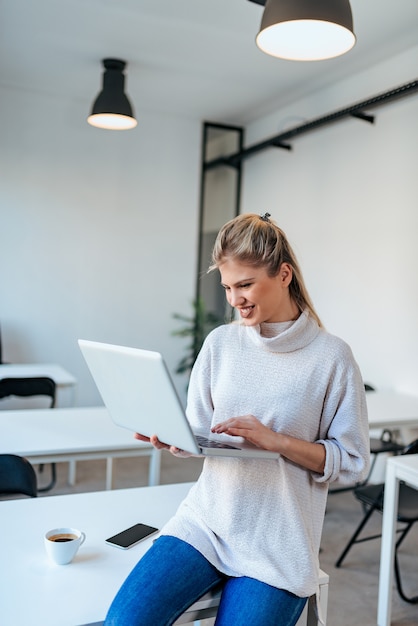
top-left (0, 377), bottom-right (56, 407)
top-left (0, 454), bottom-right (38, 497)
top-left (401, 438), bottom-right (418, 456)
top-left (364, 383), bottom-right (376, 391)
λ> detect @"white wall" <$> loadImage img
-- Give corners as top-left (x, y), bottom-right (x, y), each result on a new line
top-left (2, 44), bottom-right (417, 408)
top-left (0, 85), bottom-right (201, 405)
top-left (242, 46), bottom-right (418, 394)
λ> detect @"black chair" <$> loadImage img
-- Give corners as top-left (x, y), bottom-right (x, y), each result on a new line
top-left (335, 439), bottom-right (418, 603)
top-left (0, 376), bottom-right (57, 492)
top-left (0, 376), bottom-right (56, 405)
top-left (0, 453), bottom-right (38, 497)
top-left (364, 383), bottom-right (375, 392)
top-left (362, 428), bottom-right (404, 495)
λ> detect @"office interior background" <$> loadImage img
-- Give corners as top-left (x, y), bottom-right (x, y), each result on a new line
top-left (1, 0), bottom-right (417, 407)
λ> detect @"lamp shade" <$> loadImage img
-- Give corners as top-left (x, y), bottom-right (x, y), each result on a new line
top-left (255, 0), bottom-right (356, 61)
top-left (87, 59), bottom-right (137, 130)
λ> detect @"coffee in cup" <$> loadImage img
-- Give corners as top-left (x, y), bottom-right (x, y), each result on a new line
top-left (49, 533), bottom-right (78, 542)
top-left (44, 527), bottom-right (86, 565)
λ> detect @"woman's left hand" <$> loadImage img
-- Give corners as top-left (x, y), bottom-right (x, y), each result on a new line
top-left (211, 414), bottom-right (278, 451)
top-left (212, 415), bottom-right (326, 474)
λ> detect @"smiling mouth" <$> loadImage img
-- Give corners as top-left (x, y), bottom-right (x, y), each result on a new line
top-left (239, 305), bottom-right (255, 318)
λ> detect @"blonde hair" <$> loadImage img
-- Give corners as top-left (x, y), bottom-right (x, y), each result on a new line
top-left (209, 213), bottom-right (322, 327)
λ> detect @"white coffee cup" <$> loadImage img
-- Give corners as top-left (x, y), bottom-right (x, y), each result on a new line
top-left (44, 527), bottom-right (86, 565)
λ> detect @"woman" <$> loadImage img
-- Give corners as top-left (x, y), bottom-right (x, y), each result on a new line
top-left (105, 213), bottom-right (370, 626)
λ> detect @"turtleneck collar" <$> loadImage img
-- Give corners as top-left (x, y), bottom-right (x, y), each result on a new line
top-left (245, 309), bottom-right (320, 353)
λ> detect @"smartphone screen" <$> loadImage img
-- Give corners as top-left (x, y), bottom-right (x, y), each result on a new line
top-left (105, 523), bottom-right (159, 549)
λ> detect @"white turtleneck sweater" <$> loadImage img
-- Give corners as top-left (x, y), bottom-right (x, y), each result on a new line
top-left (161, 310), bottom-right (370, 598)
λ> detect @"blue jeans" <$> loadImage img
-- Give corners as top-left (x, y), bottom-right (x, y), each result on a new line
top-left (105, 536), bottom-right (307, 626)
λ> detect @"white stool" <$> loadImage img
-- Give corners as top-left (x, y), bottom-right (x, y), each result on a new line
top-left (175, 568), bottom-right (329, 626)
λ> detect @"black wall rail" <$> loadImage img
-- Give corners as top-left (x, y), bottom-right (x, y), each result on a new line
top-left (204, 79), bottom-right (418, 170)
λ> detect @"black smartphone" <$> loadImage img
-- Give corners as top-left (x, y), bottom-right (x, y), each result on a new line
top-left (105, 523), bottom-right (159, 549)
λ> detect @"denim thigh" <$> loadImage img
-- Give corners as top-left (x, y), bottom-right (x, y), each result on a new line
top-left (104, 535), bottom-right (224, 626)
top-left (215, 576), bottom-right (308, 626)
top-left (105, 535), bottom-right (308, 626)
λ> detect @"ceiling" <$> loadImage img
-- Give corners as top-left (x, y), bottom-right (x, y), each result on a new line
top-left (1, 0), bottom-right (417, 126)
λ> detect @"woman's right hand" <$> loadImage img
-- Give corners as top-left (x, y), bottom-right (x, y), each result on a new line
top-left (134, 433), bottom-right (194, 458)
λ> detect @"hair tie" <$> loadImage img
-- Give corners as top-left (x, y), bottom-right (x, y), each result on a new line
top-left (259, 212), bottom-right (271, 222)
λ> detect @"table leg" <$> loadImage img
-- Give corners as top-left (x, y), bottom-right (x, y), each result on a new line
top-left (377, 462), bottom-right (400, 625)
top-left (105, 457), bottom-right (113, 490)
top-left (68, 460), bottom-right (76, 486)
top-left (148, 449), bottom-right (161, 486)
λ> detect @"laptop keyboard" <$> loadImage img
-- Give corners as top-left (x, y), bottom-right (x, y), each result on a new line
top-left (195, 435), bottom-right (239, 450)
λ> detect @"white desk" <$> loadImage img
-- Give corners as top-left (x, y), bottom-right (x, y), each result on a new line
top-left (0, 363), bottom-right (77, 407)
top-left (366, 390), bottom-right (418, 431)
top-left (377, 455), bottom-right (418, 626)
top-left (0, 483), bottom-right (192, 626)
top-left (0, 363), bottom-right (76, 385)
top-left (0, 406), bottom-right (161, 488)
top-left (0, 483), bottom-right (328, 626)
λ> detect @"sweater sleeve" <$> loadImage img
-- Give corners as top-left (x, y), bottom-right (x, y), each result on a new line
top-left (313, 344), bottom-right (370, 485)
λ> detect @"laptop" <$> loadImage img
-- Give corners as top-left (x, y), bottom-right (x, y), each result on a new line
top-left (78, 339), bottom-right (279, 459)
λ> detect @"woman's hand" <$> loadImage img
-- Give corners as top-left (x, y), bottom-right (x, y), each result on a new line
top-left (134, 433), bottom-right (193, 458)
top-left (211, 414), bottom-right (278, 451)
top-left (212, 415), bottom-right (326, 474)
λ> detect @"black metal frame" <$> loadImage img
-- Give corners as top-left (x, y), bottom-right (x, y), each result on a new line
top-left (195, 121), bottom-right (244, 310)
top-left (205, 80), bottom-right (418, 170)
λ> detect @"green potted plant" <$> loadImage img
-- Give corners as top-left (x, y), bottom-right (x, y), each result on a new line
top-left (172, 298), bottom-right (224, 377)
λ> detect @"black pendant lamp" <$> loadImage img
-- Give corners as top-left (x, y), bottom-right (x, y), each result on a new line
top-left (249, 0), bottom-right (356, 61)
top-left (87, 58), bottom-right (137, 130)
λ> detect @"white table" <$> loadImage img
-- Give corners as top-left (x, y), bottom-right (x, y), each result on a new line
top-left (0, 483), bottom-right (192, 626)
top-left (366, 390), bottom-right (418, 482)
top-left (367, 390), bottom-right (418, 431)
top-left (0, 483), bottom-right (328, 626)
top-left (377, 454), bottom-right (418, 626)
top-left (0, 363), bottom-right (77, 407)
top-left (0, 406), bottom-right (161, 488)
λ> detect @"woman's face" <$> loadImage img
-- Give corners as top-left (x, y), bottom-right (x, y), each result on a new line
top-left (219, 257), bottom-right (297, 326)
